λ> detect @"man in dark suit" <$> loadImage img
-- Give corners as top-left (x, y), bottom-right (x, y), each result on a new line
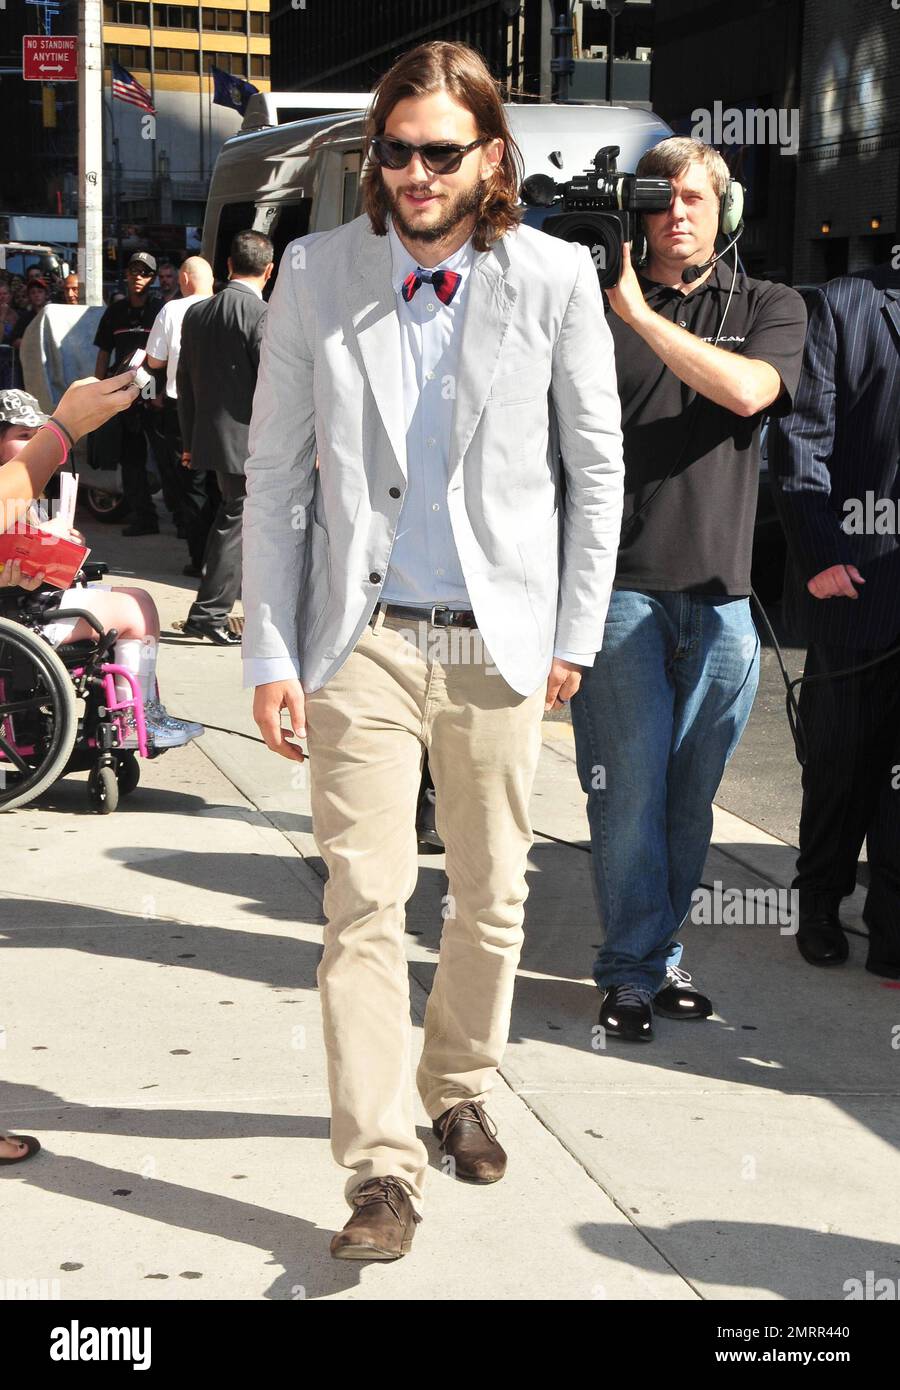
top-left (177, 231), bottom-right (273, 644)
top-left (769, 263), bottom-right (900, 977)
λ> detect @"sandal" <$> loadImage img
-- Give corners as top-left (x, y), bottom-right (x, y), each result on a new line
top-left (0, 1133), bottom-right (41, 1165)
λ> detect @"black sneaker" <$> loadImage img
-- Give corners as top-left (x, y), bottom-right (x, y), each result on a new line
top-left (654, 965), bottom-right (713, 1019)
top-left (598, 984), bottom-right (654, 1042)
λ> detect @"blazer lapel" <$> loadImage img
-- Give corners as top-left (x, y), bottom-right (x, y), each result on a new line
top-left (345, 220), bottom-right (409, 479)
top-left (448, 235), bottom-right (518, 486)
top-left (882, 290), bottom-right (900, 357)
top-left (344, 218), bottom-right (518, 484)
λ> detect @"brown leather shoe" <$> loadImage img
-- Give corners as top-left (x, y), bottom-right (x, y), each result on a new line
top-left (329, 1176), bottom-right (421, 1261)
top-left (433, 1100), bottom-right (507, 1183)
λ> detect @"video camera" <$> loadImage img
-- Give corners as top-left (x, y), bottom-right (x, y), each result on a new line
top-left (520, 145), bottom-right (672, 289)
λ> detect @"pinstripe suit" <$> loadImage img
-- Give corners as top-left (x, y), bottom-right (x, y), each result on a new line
top-left (769, 264), bottom-right (900, 970)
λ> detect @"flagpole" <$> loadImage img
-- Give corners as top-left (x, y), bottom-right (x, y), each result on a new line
top-left (208, 75), bottom-right (213, 190)
top-left (148, 0), bottom-right (158, 200)
top-left (198, 15), bottom-right (205, 183)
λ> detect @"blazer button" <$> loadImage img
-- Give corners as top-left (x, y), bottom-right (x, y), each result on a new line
top-left (369, 571), bottom-right (382, 583)
top-left (389, 487), bottom-right (401, 498)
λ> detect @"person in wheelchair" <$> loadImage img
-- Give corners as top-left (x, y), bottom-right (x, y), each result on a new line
top-left (0, 367), bottom-right (142, 1167)
top-left (0, 390), bottom-right (202, 749)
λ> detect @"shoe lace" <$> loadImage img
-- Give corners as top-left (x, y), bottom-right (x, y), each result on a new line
top-left (612, 984), bottom-right (653, 1009)
top-left (665, 966), bottom-right (693, 988)
top-left (350, 1176), bottom-right (415, 1224)
top-left (437, 1099), bottom-right (498, 1146)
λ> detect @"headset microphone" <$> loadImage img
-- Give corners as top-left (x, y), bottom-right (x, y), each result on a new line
top-left (682, 225), bottom-right (744, 283)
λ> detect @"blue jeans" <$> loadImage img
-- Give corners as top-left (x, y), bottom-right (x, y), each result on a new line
top-left (570, 589), bottom-right (760, 994)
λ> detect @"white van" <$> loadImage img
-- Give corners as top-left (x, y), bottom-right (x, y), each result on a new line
top-left (202, 97), bottom-right (673, 283)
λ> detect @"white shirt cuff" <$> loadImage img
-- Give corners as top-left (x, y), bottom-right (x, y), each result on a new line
top-left (553, 649), bottom-right (596, 667)
top-left (242, 655), bottom-right (301, 690)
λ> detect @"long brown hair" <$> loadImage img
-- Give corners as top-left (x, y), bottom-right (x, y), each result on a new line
top-left (361, 41), bottom-right (525, 252)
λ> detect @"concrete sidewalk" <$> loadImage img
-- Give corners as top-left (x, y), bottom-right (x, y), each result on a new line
top-left (1, 517), bottom-right (898, 1301)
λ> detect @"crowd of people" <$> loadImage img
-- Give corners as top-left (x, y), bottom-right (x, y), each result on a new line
top-left (0, 265), bottom-right (80, 389)
top-left (0, 38), bottom-right (896, 1267)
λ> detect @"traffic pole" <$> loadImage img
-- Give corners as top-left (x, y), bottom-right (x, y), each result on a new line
top-left (78, 0), bottom-right (104, 306)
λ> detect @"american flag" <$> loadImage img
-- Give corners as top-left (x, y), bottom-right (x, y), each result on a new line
top-left (111, 59), bottom-right (156, 115)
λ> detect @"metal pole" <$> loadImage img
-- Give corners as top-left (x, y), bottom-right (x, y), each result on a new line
top-left (198, 14), bottom-right (205, 181)
top-left (78, 0), bottom-right (104, 306)
top-left (148, 0), bottom-right (158, 197)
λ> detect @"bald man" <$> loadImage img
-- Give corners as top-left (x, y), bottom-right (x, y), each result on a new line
top-left (147, 256), bottom-right (218, 573)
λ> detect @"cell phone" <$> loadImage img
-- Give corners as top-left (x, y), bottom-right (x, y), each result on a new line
top-left (128, 348), bottom-right (154, 392)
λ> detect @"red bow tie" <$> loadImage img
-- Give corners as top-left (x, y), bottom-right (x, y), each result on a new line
top-left (401, 266), bottom-right (462, 305)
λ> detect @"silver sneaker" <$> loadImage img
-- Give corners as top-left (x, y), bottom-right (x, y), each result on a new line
top-left (115, 701), bottom-right (203, 750)
top-left (145, 697), bottom-right (204, 741)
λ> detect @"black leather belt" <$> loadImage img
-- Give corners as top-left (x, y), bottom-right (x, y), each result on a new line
top-left (370, 602), bottom-right (478, 629)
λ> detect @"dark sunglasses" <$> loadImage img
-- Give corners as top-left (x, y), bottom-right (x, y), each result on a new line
top-left (370, 135), bottom-right (489, 175)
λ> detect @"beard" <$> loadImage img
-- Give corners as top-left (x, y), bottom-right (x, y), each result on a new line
top-left (384, 174), bottom-right (485, 245)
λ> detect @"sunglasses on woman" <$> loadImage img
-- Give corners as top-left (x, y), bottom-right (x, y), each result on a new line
top-left (370, 135), bottom-right (490, 175)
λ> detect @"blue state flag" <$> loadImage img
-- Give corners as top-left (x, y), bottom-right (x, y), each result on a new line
top-left (211, 65), bottom-right (259, 117)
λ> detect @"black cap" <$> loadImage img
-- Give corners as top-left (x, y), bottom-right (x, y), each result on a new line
top-left (127, 251), bottom-right (157, 274)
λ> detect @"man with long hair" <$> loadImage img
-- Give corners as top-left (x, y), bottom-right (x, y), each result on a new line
top-left (242, 40), bottom-right (624, 1259)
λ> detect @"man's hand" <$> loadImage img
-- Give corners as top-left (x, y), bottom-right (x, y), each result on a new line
top-left (253, 679), bottom-right (307, 762)
top-left (807, 563), bottom-right (866, 600)
top-left (604, 241), bottom-right (652, 329)
top-left (180, 451), bottom-right (191, 469)
top-left (545, 658), bottom-right (583, 712)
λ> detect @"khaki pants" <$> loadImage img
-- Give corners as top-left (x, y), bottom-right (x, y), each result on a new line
top-left (304, 607), bottom-right (545, 1212)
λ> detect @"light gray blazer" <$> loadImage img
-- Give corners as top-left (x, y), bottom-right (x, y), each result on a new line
top-left (241, 211), bottom-right (624, 696)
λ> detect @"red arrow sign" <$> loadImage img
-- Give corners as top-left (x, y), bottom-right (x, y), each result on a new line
top-left (23, 35), bottom-right (78, 82)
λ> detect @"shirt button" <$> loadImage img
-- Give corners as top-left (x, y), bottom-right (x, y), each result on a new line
top-left (426, 371), bottom-right (435, 380)
top-left (427, 303), bottom-right (435, 312)
top-left (435, 568), bottom-right (444, 576)
top-left (389, 487), bottom-right (401, 498)
top-left (679, 321), bottom-right (687, 327)
top-left (432, 503), bottom-right (440, 511)
top-left (426, 437), bottom-right (435, 446)
top-left (369, 571), bottom-right (382, 583)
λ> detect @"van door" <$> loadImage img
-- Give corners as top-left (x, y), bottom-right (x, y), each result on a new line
top-left (341, 152), bottom-right (362, 223)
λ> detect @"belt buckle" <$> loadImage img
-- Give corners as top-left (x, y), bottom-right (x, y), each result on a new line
top-left (429, 604), bottom-right (449, 626)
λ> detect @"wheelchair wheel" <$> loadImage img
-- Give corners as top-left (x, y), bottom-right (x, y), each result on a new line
top-left (116, 752), bottom-right (140, 796)
top-left (89, 763), bottom-right (119, 814)
top-left (0, 616), bottom-right (79, 811)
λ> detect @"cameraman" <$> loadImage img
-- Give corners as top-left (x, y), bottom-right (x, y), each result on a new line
top-left (570, 137), bottom-right (807, 1042)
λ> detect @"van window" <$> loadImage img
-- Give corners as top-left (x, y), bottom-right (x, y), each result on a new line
top-left (264, 199), bottom-right (313, 290)
top-left (342, 155), bottom-right (361, 223)
top-left (213, 201), bottom-right (257, 283)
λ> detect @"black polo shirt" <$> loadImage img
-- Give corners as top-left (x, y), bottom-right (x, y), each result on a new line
top-left (607, 259), bottom-right (807, 595)
top-left (93, 292), bottom-right (163, 372)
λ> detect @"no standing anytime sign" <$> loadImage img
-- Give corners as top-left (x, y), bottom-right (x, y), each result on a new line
top-left (23, 35), bottom-right (78, 82)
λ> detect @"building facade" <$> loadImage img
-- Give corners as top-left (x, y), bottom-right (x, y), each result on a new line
top-left (102, 0), bottom-right (271, 236)
top-left (792, 0), bottom-right (899, 283)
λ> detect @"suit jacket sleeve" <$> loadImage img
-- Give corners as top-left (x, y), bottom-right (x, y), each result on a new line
top-left (247, 300), bottom-right (267, 373)
top-left (549, 243), bottom-right (625, 655)
top-left (768, 287), bottom-right (854, 580)
top-left (176, 312), bottom-right (195, 451)
top-left (241, 243), bottom-right (317, 686)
